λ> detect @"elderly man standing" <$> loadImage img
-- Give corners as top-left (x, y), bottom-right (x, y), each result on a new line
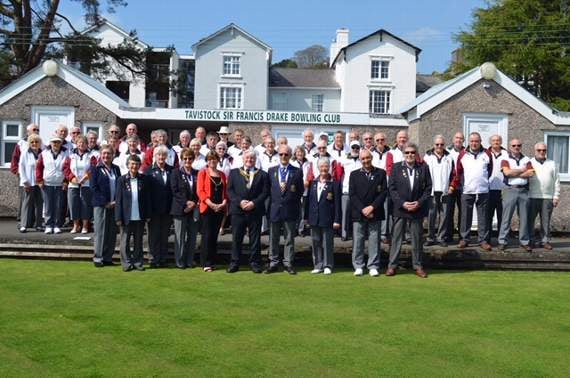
top-left (119, 123), bottom-right (146, 154)
top-left (302, 128), bottom-right (318, 156)
top-left (173, 130), bottom-right (191, 159)
top-left (447, 131), bottom-right (465, 241)
top-left (486, 134), bottom-right (508, 243)
top-left (498, 139), bottom-right (534, 251)
top-left (450, 132), bottom-right (493, 251)
top-left (528, 142), bottom-right (560, 250)
top-left (327, 130), bottom-right (348, 159)
top-left (387, 143), bottom-right (432, 278)
top-left (423, 135), bottom-right (454, 247)
top-left (339, 140), bottom-right (362, 241)
top-left (265, 145), bottom-right (304, 275)
top-left (349, 149), bottom-right (388, 277)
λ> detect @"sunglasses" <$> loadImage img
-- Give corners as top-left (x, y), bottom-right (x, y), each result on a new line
top-left (404, 151), bottom-right (416, 155)
top-left (182, 157), bottom-right (194, 160)
top-left (352, 146), bottom-right (360, 149)
top-left (110, 130), bottom-right (119, 133)
top-left (32, 128), bottom-right (39, 132)
top-left (511, 144), bottom-right (522, 147)
top-left (375, 139), bottom-right (385, 142)
top-left (279, 153), bottom-right (290, 157)
top-left (71, 131), bottom-right (80, 134)
top-left (435, 144), bottom-right (444, 147)
top-left (536, 149), bottom-right (546, 152)
top-left (318, 147), bottom-right (327, 150)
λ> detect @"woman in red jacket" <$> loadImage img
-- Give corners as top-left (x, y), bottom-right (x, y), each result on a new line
top-left (197, 151), bottom-right (228, 272)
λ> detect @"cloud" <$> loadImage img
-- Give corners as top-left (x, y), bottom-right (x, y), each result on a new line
top-left (403, 27), bottom-right (445, 45)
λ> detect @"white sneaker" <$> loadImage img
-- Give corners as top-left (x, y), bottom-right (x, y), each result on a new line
top-left (81, 228), bottom-right (88, 234)
top-left (44, 227), bottom-right (53, 234)
top-left (323, 268), bottom-right (332, 275)
top-left (53, 227), bottom-right (62, 234)
top-left (310, 269), bottom-right (322, 274)
top-left (369, 268), bottom-right (380, 277)
top-left (354, 268), bottom-right (364, 276)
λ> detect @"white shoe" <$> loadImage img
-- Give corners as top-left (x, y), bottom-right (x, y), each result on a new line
top-left (70, 228), bottom-right (77, 234)
top-left (354, 268), bottom-right (364, 276)
top-left (310, 269), bottom-right (322, 274)
top-left (369, 268), bottom-right (380, 277)
top-left (44, 227), bottom-right (53, 234)
top-left (53, 227), bottom-right (62, 234)
top-left (81, 228), bottom-right (88, 234)
top-left (323, 268), bottom-right (332, 275)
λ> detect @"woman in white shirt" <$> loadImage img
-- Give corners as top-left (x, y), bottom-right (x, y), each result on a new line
top-left (18, 134), bottom-right (43, 232)
top-left (63, 135), bottom-right (93, 234)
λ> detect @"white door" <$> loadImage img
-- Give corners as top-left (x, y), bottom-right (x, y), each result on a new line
top-left (463, 113), bottom-right (508, 229)
top-left (32, 106), bottom-right (75, 144)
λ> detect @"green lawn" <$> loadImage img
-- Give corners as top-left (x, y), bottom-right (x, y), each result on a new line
top-left (0, 260), bottom-right (569, 377)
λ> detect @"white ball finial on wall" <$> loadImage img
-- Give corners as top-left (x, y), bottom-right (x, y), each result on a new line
top-left (480, 62), bottom-right (497, 80)
top-left (42, 60), bottom-right (58, 77)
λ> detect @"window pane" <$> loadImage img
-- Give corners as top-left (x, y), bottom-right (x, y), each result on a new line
top-left (3, 142), bottom-right (16, 164)
top-left (371, 61), bottom-right (379, 79)
top-left (380, 61), bottom-right (389, 79)
top-left (547, 135), bottom-right (569, 174)
top-left (6, 124), bottom-right (19, 137)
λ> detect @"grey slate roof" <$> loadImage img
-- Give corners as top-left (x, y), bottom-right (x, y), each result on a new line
top-left (416, 74), bottom-right (443, 94)
top-left (269, 68), bottom-right (340, 88)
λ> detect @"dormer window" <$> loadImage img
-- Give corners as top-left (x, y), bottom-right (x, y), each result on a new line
top-left (223, 55), bottom-right (241, 76)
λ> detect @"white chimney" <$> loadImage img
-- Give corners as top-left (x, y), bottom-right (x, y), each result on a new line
top-left (330, 28), bottom-right (350, 66)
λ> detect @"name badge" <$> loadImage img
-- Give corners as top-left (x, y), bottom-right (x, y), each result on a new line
top-left (327, 192), bottom-right (333, 200)
top-left (290, 184), bottom-right (296, 193)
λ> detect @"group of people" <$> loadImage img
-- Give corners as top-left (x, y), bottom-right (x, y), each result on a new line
top-left (11, 123), bottom-right (560, 278)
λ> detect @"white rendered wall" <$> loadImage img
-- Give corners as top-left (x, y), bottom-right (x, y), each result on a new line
top-left (268, 88), bottom-right (341, 112)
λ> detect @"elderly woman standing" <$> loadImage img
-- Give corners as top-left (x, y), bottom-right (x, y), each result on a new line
top-left (91, 145), bottom-right (121, 267)
top-left (36, 135), bottom-right (68, 234)
top-left (197, 151), bottom-right (229, 272)
top-left (215, 141), bottom-right (232, 177)
top-left (116, 135), bottom-right (145, 175)
top-left (146, 145), bottom-right (174, 268)
top-left (190, 138), bottom-right (207, 171)
top-left (170, 148), bottom-right (199, 269)
top-left (18, 134), bottom-right (43, 232)
top-left (63, 135), bottom-right (93, 234)
top-left (305, 157), bottom-right (341, 275)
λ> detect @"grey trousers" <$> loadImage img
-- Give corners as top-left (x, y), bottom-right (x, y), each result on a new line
top-left (341, 194), bottom-right (351, 239)
top-left (21, 186), bottom-right (43, 228)
top-left (352, 220), bottom-right (380, 270)
top-left (381, 196), bottom-right (391, 241)
top-left (389, 217), bottom-right (424, 269)
top-left (173, 212), bottom-right (199, 268)
top-left (93, 206), bottom-right (117, 263)
top-left (148, 214), bottom-right (172, 264)
top-left (460, 193), bottom-right (489, 244)
top-left (42, 185), bottom-right (63, 228)
top-left (269, 220), bottom-right (296, 267)
top-left (528, 198), bottom-right (554, 244)
top-left (427, 192), bottom-right (451, 242)
top-left (311, 226), bottom-right (334, 270)
top-left (498, 188), bottom-right (530, 246)
top-left (119, 221), bottom-right (145, 269)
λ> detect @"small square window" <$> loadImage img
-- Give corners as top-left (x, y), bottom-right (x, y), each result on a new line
top-left (5, 124), bottom-right (19, 137)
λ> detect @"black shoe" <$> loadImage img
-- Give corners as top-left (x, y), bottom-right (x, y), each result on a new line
top-left (176, 265), bottom-right (187, 270)
top-left (424, 240), bottom-right (436, 247)
top-left (134, 265), bottom-right (145, 271)
top-left (264, 265), bottom-right (279, 274)
top-left (227, 265), bottom-right (239, 273)
top-left (149, 262), bottom-right (159, 269)
top-left (251, 265), bottom-right (263, 274)
top-left (94, 261), bottom-right (104, 268)
top-left (498, 244), bottom-right (506, 251)
top-left (123, 265), bottom-right (134, 272)
top-left (103, 261), bottom-right (115, 266)
top-left (284, 266), bottom-right (297, 275)
top-left (36, 227), bottom-right (43, 232)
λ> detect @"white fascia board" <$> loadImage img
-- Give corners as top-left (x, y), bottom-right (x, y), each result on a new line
top-left (0, 67), bottom-right (45, 105)
top-left (269, 87), bottom-right (341, 91)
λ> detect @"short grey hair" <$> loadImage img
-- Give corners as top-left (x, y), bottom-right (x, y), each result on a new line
top-left (215, 141), bottom-right (227, 149)
top-left (86, 130), bottom-right (98, 139)
top-left (433, 134), bottom-right (445, 143)
top-left (404, 142), bottom-right (419, 152)
top-left (154, 145), bottom-right (169, 157)
top-left (243, 150), bottom-right (257, 160)
top-left (303, 128), bottom-right (314, 137)
top-left (317, 157), bottom-right (331, 168)
top-left (179, 130), bottom-right (191, 138)
top-left (126, 135), bottom-right (139, 143)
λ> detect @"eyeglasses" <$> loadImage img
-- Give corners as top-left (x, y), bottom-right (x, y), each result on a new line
top-left (30, 141), bottom-right (39, 144)
top-left (279, 153), bottom-right (290, 157)
top-left (404, 151), bottom-right (416, 155)
top-left (536, 149), bottom-right (547, 152)
top-left (109, 130), bottom-right (119, 133)
top-left (351, 146), bottom-right (360, 149)
top-left (435, 144), bottom-right (444, 147)
top-left (317, 147), bottom-right (327, 150)
top-left (364, 137), bottom-right (372, 140)
top-left (511, 144), bottom-right (522, 147)
top-left (32, 128), bottom-right (39, 132)
top-left (71, 131), bottom-right (80, 134)
top-left (375, 139), bottom-right (385, 142)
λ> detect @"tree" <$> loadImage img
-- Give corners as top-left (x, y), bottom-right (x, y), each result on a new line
top-left (293, 44), bottom-right (328, 68)
top-left (272, 58), bottom-right (298, 68)
top-left (452, 0), bottom-right (570, 110)
top-left (0, 0), bottom-right (145, 86)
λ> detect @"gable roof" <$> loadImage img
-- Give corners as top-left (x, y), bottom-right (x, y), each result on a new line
top-left (416, 73), bottom-right (443, 94)
top-left (331, 29), bottom-right (421, 67)
top-left (0, 61), bottom-right (129, 115)
top-left (400, 65), bottom-right (570, 126)
top-left (269, 68), bottom-right (340, 88)
top-left (80, 18), bottom-right (149, 49)
top-left (192, 23), bottom-right (272, 52)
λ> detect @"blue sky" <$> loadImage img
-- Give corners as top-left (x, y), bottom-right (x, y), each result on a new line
top-left (60, 0), bottom-right (487, 73)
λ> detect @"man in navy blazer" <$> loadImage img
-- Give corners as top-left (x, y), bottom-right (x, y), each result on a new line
top-left (115, 155), bottom-right (151, 272)
top-left (91, 145), bottom-right (121, 267)
top-left (227, 150), bottom-right (269, 273)
top-left (387, 142), bottom-right (432, 278)
top-left (266, 145), bottom-right (304, 274)
top-left (349, 149), bottom-right (388, 277)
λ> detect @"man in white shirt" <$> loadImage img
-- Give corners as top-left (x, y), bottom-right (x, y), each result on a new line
top-left (528, 142), bottom-right (560, 250)
top-left (228, 128), bottom-right (244, 158)
top-left (498, 138), bottom-right (534, 251)
top-left (200, 132), bottom-right (219, 157)
top-left (361, 132), bottom-right (374, 151)
top-left (258, 136), bottom-right (279, 172)
top-left (302, 128), bottom-right (318, 156)
top-left (327, 130), bottom-right (348, 160)
top-left (253, 127), bottom-right (271, 156)
top-left (486, 134), bottom-right (508, 244)
top-left (340, 141), bottom-right (362, 240)
top-left (447, 131), bottom-right (465, 241)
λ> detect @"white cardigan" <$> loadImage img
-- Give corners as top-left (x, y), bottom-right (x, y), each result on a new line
top-left (18, 148), bottom-right (41, 187)
top-left (529, 158), bottom-right (560, 200)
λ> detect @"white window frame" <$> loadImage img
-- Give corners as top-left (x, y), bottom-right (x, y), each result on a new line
top-left (370, 56), bottom-right (392, 81)
top-left (368, 89), bottom-right (391, 114)
top-left (1, 120), bottom-right (23, 167)
top-left (218, 84), bottom-right (244, 109)
top-left (82, 122), bottom-right (103, 142)
top-left (311, 94), bottom-right (324, 112)
top-left (222, 53), bottom-right (242, 78)
top-left (544, 131), bottom-right (570, 181)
